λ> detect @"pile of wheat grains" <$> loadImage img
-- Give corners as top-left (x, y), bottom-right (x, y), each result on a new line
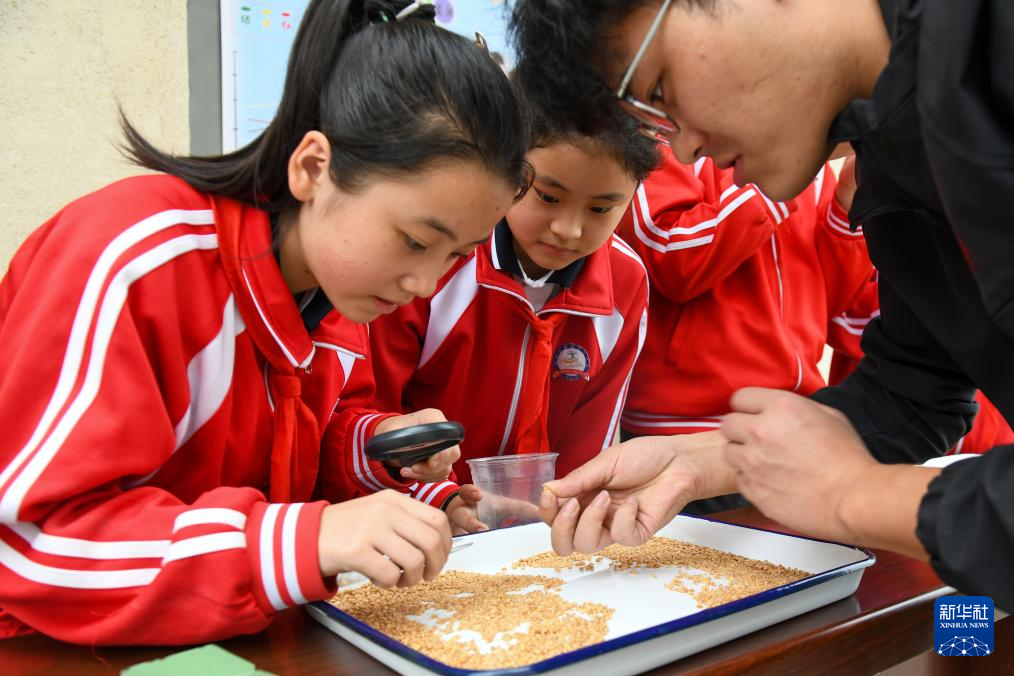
top-left (330, 570), bottom-right (612, 670)
top-left (328, 536), bottom-right (808, 669)
top-left (513, 538), bottom-right (808, 608)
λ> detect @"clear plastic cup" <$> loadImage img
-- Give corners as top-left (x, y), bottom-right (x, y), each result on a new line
top-left (466, 453), bottom-right (558, 530)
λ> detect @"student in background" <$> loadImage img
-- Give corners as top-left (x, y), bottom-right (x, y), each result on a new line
top-left (344, 83), bottom-right (659, 531)
top-left (616, 146), bottom-right (870, 513)
top-left (0, 0), bottom-right (529, 645)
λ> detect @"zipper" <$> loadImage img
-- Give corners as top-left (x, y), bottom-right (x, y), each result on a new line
top-left (538, 308), bottom-right (600, 319)
top-left (312, 340), bottom-right (366, 360)
top-left (768, 235), bottom-right (804, 391)
top-left (478, 282), bottom-right (535, 313)
top-left (299, 290), bottom-right (320, 372)
top-left (312, 341), bottom-right (366, 391)
top-left (497, 325), bottom-right (532, 456)
top-left (297, 288), bottom-right (319, 312)
top-left (479, 282), bottom-right (603, 320)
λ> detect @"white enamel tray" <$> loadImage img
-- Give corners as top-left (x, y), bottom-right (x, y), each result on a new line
top-left (307, 515), bottom-right (875, 675)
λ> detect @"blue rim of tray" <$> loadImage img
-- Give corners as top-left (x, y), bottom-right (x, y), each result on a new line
top-left (309, 514), bottom-right (876, 675)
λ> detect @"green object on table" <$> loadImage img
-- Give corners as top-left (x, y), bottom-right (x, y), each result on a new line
top-left (121, 644), bottom-right (274, 675)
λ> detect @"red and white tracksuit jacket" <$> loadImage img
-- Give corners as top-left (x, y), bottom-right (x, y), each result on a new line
top-left (0, 175), bottom-right (404, 645)
top-left (340, 226), bottom-right (648, 503)
top-left (828, 272), bottom-right (1014, 454)
top-left (618, 147), bottom-right (872, 436)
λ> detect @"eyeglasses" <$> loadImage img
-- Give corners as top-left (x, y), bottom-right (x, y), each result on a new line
top-left (615, 0), bottom-right (679, 142)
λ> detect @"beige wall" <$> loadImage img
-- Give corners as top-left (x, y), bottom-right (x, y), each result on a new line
top-left (0, 1), bottom-right (190, 271)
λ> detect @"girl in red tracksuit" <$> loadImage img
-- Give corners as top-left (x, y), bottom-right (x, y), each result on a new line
top-left (828, 271), bottom-right (1014, 454)
top-left (342, 91), bottom-right (660, 530)
top-left (616, 146), bottom-right (871, 512)
top-left (0, 0), bottom-right (530, 646)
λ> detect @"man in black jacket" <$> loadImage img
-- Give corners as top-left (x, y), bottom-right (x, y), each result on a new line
top-left (512, 0), bottom-right (1014, 610)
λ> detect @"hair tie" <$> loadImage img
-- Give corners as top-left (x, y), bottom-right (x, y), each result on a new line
top-left (474, 31), bottom-right (490, 54)
top-left (395, 0), bottom-right (434, 21)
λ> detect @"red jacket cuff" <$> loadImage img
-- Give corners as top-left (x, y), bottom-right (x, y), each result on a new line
top-left (825, 199), bottom-right (863, 238)
top-left (347, 411), bottom-right (415, 493)
top-left (410, 481), bottom-right (461, 508)
top-left (246, 500), bottom-right (335, 614)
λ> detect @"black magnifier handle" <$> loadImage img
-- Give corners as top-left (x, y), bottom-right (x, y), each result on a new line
top-left (365, 420), bottom-right (465, 467)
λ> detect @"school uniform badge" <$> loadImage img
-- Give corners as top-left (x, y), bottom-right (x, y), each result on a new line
top-left (552, 343), bottom-right (591, 381)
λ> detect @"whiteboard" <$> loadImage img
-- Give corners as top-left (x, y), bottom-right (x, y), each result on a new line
top-left (220, 0), bottom-right (514, 152)
top-left (220, 0), bottom-right (309, 152)
top-left (435, 0), bottom-right (514, 70)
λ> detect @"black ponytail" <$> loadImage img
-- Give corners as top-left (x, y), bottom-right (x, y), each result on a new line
top-left (121, 0), bottom-right (529, 219)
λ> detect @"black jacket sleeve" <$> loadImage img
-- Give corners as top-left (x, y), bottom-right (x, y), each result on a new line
top-left (812, 275), bottom-right (978, 463)
top-left (920, 0), bottom-right (1014, 337)
top-left (916, 447), bottom-right (1014, 612)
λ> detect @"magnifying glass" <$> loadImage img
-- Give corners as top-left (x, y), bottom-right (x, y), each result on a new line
top-left (366, 421), bottom-right (465, 467)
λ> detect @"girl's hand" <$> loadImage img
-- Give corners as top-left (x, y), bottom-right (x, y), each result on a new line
top-left (318, 490), bottom-right (452, 587)
top-left (373, 408), bottom-right (461, 483)
top-left (444, 484), bottom-right (487, 535)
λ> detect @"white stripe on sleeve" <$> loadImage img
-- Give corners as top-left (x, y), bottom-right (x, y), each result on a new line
top-left (258, 503), bottom-right (287, 611)
top-left (6, 522), bottom-right (169, 560)
top-left (0, 210), bottom-right (215, 521)
top-left (172, 508), bottom-right (248, 533)
top-left (280, 503), bottom-right (308, 605)
top-left (632, 187), bottom-right (758, 253)
top-left (415, 482), bottom-right (455, 506)
top-left (0, 233), bottom-right (220, 522)
top-left (0, 536), bottom-right (159, 589)
top-left (162, 532), bottom-right (246, 565)
top-left (353, 414), bottom-right (388, 493)
top-left (826, 203), bottom-right (862, 236)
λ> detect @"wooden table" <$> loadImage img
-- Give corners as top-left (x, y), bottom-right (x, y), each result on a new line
top-left (3, 507), bottom-right (1010, 675)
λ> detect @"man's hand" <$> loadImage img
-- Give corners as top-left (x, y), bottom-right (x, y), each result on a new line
top-left (444, 484), bottom-right (487, 535)
top-left (722, 387), bottom-right (941, 559)
top-left (537, 432), bottom-right (731, 555)
top-left (373, 408), bottom-right (461, 483)
top-left (721, 388), bottom-right (878, 542)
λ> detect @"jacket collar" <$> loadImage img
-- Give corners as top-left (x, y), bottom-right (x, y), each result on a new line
top-left (296, 288), bottom-right (369, 360)
top-left (211, 196), bottom-right (367, 369)
top-left (476, 220), bottom-right (615, 316)
top-left (490, 219), bottom-right (585, 288)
